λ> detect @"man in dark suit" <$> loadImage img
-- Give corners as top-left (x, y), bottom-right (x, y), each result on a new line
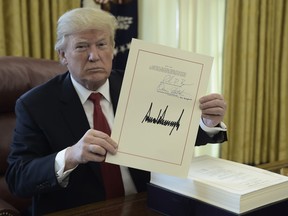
top-left (6, 8), bottom-right (227, 215)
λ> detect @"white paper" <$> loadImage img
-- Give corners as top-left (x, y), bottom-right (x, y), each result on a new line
top-left (106, 39), bottom-right (213, 177)
top-left (151, 155), bottom-right (288, 213)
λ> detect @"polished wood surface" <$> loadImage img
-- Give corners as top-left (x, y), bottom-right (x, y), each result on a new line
top-left (45, 192), bottom-right (160, 216)
top-left (256, 160), bottom-right (288, 174)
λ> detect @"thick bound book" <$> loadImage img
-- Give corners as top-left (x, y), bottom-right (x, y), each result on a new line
top-left (149, 155), bottom-right (288, 215)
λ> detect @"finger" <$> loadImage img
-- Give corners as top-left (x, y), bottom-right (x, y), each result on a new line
top-left (200, 101), bottom-right (226, 112)
top-left (201, 107), bottom-right (225, 116)
top-left (88, 153), bottom-right (105, 162)
top-left (86, 145), bottom-right (107, 162)
top-left (90, 130), bottom-right (118, 148)
top-left (87, 131), bottom-right (118, 155)
top-left (92, 138), bottom-right (118, 154)
top-left (89, 145), bottom-right (106, 156)
top-left (199, 93), bottom-right (224, 104)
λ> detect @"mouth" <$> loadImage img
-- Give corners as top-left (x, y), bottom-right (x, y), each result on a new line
top-left (86, 68), bottom-right (104, 73)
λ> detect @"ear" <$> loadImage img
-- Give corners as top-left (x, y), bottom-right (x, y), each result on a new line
top-left (58, 50), bottom-right (68, 65)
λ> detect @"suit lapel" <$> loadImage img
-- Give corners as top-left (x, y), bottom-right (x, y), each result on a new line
top-left (109, 70), bottom-right (123, 113)
top-left (59, 73), bottom-right (90, 142)
top-left (58, 70), bottom-right (123, 138)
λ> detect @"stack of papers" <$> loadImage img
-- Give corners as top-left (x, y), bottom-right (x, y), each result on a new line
top-left (150, 155), bottom-right (288, 214)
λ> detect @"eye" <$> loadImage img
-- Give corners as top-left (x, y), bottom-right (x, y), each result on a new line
top-left (75, 43), bottom-right (89, 51)
top-left (97, 41), bottom-right (108, 49)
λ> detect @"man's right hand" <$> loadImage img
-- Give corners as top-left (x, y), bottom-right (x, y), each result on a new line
top-left (64, 129), bottom-right (118, 171)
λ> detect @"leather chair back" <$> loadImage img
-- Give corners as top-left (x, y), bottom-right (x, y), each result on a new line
top-left (0, 56), bottom-right (67, 214)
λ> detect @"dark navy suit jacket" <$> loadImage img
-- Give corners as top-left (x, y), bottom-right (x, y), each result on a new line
top-left (6, 70), bottom-right (227, 215)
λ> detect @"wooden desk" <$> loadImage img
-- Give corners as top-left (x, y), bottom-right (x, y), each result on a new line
top-left (45, 192), bottom-right (161, 216)
top-left (44, 161), bottom-right (288, 216)
top-left (256, 160), bottom-right (288, 175)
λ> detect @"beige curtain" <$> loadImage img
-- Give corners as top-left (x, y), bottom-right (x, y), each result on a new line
top-left (221, 0), bottom-right (288, 165)
top-left (0, 0), bottom-right (81, 60)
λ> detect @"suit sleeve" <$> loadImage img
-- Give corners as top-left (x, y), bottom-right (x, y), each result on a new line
top-left (5, 98), bottom-right (61, 198)
top-left (195, 126), bottom-right (228, 146)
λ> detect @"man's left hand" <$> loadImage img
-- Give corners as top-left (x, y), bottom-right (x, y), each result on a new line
top-left (199, 93), bottom-right (227, 127)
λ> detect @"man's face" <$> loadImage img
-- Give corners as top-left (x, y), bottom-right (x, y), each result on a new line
top-left (60, 29), bottom-right (114, 91)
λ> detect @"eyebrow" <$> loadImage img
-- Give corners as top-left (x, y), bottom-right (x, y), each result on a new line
top-left (74, 37), bottom-right (108, 44)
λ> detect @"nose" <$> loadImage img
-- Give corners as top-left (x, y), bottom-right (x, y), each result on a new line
top-left (88, 46), bottom-right (100, 62)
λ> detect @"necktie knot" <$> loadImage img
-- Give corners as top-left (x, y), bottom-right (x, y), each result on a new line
top-left (89, 92), bottom-right (102, 106)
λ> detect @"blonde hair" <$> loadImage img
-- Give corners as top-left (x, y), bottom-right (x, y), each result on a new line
top-left (54, 8), bottom-right (117, 51)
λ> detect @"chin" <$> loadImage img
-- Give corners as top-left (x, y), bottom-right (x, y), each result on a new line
top-left (86, 78), bottom-right (107, 91)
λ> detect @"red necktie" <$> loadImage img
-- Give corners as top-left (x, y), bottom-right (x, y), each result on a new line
top-left (89, 92), bottom-right (124, 199)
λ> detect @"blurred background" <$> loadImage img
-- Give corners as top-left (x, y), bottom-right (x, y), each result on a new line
top-left (0, 0), bottom-right (287, 166)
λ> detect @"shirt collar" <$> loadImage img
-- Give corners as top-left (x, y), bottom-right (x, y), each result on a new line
top-left (70, 75), bottom-right (111, 105)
